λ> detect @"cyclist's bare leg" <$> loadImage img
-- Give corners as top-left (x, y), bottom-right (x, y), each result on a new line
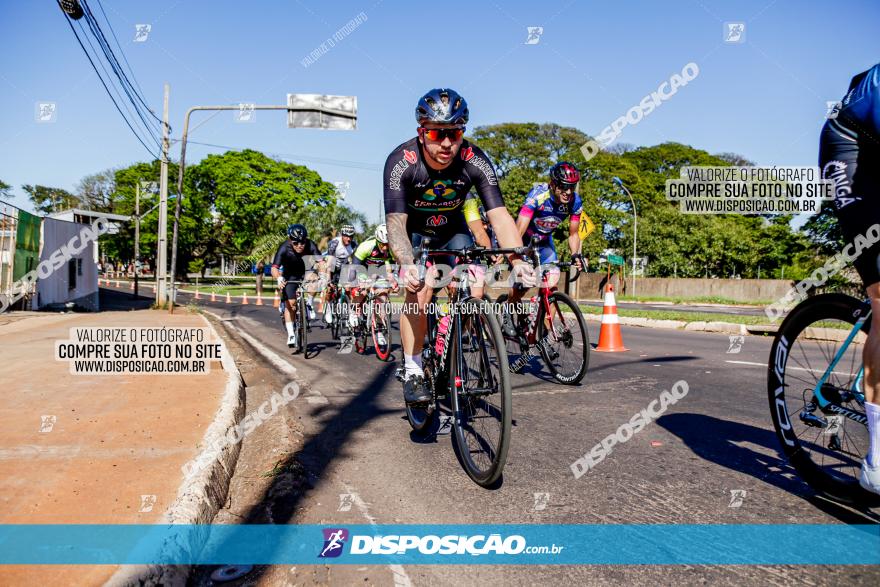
top-left (862, 282), bottom-right (880, 485)
top-left (866, 282), bottom-right (880, 405)
top-left (400, 282), bottom-right (433, 376)
top-left (283, 296), bottom-right (297, 321)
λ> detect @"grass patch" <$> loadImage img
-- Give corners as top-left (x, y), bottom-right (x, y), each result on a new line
top-left (577, 304), bottom-right (774, 326)
top-left (615, 294), bottom-right (774, 306)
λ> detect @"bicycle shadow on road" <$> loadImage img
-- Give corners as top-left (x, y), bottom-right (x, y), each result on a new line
top-left (195, 361), bottom-right (402, 582)
top-left (657, 413), bottom-right (880, 524)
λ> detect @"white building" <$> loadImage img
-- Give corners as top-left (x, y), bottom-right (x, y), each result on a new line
top-left (37, 209), bottom-right (129, 311)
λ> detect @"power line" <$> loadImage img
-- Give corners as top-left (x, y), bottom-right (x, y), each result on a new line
top-left (74, 18), bottom-right (162, 151)
top-left (83, 0), bottom-right (163, 130)
top-left (184, 139), bottom-right (381, 171)
top-left (78, 0), bottom-right (164, 143)
top-left (58, 7), bottom-right (159, 158)
top-left (92, 0), bottom-right (156, 122)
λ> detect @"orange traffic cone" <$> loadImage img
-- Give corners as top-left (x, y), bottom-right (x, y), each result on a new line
top-left (130, 281), bottom-right (134, 290)
top-left (210, 291), bottom-right (217, 302)
top-left (115, 280), bottom-right (121, 288)
top-left (225, 292), bottom-right (232, 304)
top-left (152, 284), bottom-right (157, 294)
top-left (273, 292), bottom-right (280, 308)
top-left (242, 293), bottom-right (249, 305)
top-left (255, 294), bottom-right (264, 306)
top-left (594, 283), bottom-right (628, 352)
top-left (194, 288), bottom-right (201, 300)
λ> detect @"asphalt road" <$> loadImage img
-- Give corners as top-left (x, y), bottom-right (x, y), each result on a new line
top-left (100, 285), bottom-right (879, 586)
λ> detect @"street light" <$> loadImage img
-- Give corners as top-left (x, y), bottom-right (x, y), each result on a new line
top-left (168, 96), bottom-right (357, 312)
top-left (612, 177), bottom-right (638, 298)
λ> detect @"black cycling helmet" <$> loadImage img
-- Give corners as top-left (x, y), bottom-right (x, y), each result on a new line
top-left (549, 161), bottom-right (581, 186)
top-left (415, 88), bottom-right (469, 125)
top-left (287, 223), bottom-right (308, 242)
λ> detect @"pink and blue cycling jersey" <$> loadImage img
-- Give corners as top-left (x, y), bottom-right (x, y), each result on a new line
top-left (519, 183), bottom-right (582, 264)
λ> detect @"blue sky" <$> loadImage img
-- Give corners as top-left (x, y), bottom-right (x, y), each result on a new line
top-left (1, 0), bottom-right (878, 222)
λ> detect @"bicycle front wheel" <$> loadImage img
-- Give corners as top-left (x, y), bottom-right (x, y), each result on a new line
top-left (371, 294), bottom-right (393, 361)
top-left (767, 293), bottom-right (875, 504)
top-left (449, 297), bottom-right (512, 487)
top-left (538, 291), bottom-right (589, 384)
top-left (297, 294), bottom-right (308, 355)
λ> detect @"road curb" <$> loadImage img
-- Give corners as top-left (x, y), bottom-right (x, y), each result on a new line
top-left (104, 313), bottom-right (246, 587)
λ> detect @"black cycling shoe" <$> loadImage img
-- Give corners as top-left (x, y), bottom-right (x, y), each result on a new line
top-left (403, 376), bottom-right (432, 406)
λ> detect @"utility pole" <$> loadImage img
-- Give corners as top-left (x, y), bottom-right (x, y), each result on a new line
top-left (134, 182), bottom-right (140, 298)
top-left (156, 83), bottom-right (170, 306)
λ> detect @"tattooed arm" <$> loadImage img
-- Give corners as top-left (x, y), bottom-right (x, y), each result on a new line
top-left (386, 212), bottom-right (413, 266)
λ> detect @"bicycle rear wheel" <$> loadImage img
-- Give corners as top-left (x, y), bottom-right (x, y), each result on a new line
top-left (371, 294), bottom-right (393, 361)
top-left (297, 293), bottom-right (308, 355)
top-left (353, 304), bottom-right (369, 354)
top-left (329, 293), bottom-right (340, 339)
top-left (767, 293), bottom-right (875, 504)
top-left (538, 291), bottom-right (589, 384)
top-left (449, 297), bottom-right (512, 487)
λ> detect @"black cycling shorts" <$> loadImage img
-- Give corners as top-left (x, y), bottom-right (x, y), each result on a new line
top-left (281, 280), bottom-right (302, 303)
top-left (819, 119), bottom-right (880, 287)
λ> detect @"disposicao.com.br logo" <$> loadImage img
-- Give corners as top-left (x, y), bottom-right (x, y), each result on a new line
top-left (318, 528), bottom-right (563, 557)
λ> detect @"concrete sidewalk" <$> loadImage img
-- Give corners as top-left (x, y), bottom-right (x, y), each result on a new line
top-left (0, 306), bottom-right (236, 586)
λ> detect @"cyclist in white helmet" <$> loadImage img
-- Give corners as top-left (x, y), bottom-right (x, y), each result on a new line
top-left (321, 224), bottom-right (358, 324)
top-left (348, 224), bottom-right (399, 346)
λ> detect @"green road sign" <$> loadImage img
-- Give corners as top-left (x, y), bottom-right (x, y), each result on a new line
top-left (607, 254), bottom-right (625, 266)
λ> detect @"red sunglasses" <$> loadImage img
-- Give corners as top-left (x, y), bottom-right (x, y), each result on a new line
top-left (421, 127), bottom-right (465, 141)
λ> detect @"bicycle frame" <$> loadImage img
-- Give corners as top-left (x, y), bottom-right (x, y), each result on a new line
top-left (420, 247), bottom-right (500, 401)
top-left (811, 299), bottom-right (870, 420)
top-left (519, 262), bottom-right (579, 346)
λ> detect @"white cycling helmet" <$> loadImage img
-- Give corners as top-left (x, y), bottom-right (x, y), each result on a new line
top-left (375, 224), bottom-right (388, 244)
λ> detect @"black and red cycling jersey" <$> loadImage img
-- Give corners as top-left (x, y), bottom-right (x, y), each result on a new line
top-left (383, 137), bottom-right (506, 240)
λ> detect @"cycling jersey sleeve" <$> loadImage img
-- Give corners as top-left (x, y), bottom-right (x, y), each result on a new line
top-left (271, 242), bottom-right (287, 269)
top-left (841, 63), bottom-right (880, 141)
top-left (571, 194), bottom-right (583, 222)
top-left (462, 194), bottom-right (481, 223)
top-left (353, 238), bottom-right (375, 262)
top-left (462, 143), bottom-right (505, 212)
top-left (519, 186), bottom-right (541, 220)
top-left (383, 142), bottom-right (415, 215)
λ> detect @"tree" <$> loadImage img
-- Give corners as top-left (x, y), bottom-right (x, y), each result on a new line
top-left (290, 203), bottom-right (369, 249)
top-left (76, 168), bottom-right (120, 212)
top-left (713, 152), bottom-right (757, 167)
top-left (802, 200), bottom-right (843, 256)
top-left (187, 149), bottom-right (337, 254)
top-left (0, 179), bottom-right (12, 200)
top-left (22, 184), bottom-right (80, 214)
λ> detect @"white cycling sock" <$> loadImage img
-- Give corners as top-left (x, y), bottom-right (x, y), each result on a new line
top-left (404, 353), bottom-right (423, 379)
top-left (285, 320), bottom-right (295, 337)
top-left (866, 401), bottom-right (880, 468)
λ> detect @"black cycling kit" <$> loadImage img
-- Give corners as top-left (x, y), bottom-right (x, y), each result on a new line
top-left (383, 137), bottom-right (506, 258)
top-left (272, 238), bottom-right (320, 299)
top-left (819, 62), bottom-right (880, 286)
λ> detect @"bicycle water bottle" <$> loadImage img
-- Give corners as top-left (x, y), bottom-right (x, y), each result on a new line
top-left (435, 315), bottom-right (451, 355)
